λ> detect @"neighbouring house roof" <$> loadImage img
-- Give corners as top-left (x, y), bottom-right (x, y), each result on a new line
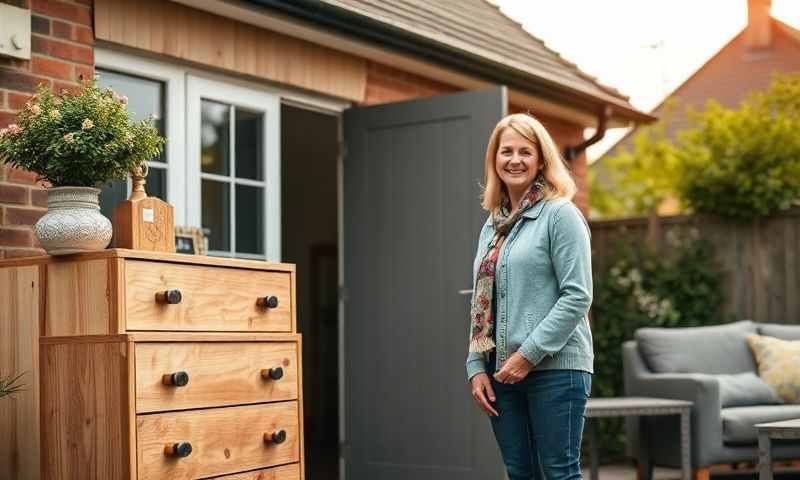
top-left (247, 0), bottom-right (654, 124)
top-left (596, 18), bottom-right (800, 164)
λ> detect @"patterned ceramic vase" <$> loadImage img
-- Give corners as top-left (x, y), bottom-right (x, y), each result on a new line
top-left (34, 186), bottom-right (112, 255)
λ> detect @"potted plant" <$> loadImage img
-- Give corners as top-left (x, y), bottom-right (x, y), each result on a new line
top-left (0, 79), bottom-right (165, 255)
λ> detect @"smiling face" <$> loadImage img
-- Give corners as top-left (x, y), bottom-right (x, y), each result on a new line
top-left (494, 127), bottom-right (541, 198)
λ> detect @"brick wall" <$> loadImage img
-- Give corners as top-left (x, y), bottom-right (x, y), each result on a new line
top-left (0, 0), bottom-right (93, 258)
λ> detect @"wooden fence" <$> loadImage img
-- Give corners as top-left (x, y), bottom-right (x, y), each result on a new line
top-left (589, 207), bottom-right (800, 325)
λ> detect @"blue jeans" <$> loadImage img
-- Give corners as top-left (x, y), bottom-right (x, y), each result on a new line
top-left (488, 352), bottom-right (591, 480)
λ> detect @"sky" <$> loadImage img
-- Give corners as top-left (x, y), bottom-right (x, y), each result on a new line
top-left (493, 0), bottom-right (800, 161)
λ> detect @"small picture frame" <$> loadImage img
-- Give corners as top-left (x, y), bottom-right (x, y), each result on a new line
top-left (174, 226), bottom-right (207, 255)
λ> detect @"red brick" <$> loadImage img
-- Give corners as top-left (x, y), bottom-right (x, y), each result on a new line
top-left (8, 92), bottom-right (33, 110)
top-left (75, 26), bottom-right (93, 45)
top-left (48, 39), bottom-right (93, 65)
top-left (0, 227), bottom-right (32, 246)
top-left (31, 35), bottom-right (49, 54)
top-left (2, 248), bottom-right (45, 259)
top-left (73, 64), bottom-right (94, 82)
top-left (31, 15), bottom-right (50, 35)
top-left (32, 55), bottom-right (72, 81)
top-left (52, 20), bottom-right (72, 41)
top-left (31, 0), bottom-right (92, 26)
top-left (0, 69), bottom-right (50, 93)
top-left (5, 207), bottom-right (45, 226)
top-left (31, 188), bottom-right (47, 208)
top-left (0, 183), bottom-right (28, 204)
top-left (7, 167), bottom-right (40, 185)
top-left (0, 250), bottom-right (5, 259)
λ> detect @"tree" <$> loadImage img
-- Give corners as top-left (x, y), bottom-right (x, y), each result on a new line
top-left (591, 101), bottom-right (682, 218)
top-left (677, 74), bottom-right (800, 221)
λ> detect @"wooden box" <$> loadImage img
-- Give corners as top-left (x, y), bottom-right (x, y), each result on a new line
top-left (0, 249), bottom-right (304, 480)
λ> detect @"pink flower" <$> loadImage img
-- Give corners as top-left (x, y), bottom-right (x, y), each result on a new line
top-left (7, 124), bottom-right (21, 135)
top-left (114, 93), bottom-right (128, 105)
top-left (63, 132), bottom-right (75, 143)
top-left (81, 118), bottom-right (94, 130)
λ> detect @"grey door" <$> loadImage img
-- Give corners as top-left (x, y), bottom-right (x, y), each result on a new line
top-left (343, 87), bottom-right (507, 480)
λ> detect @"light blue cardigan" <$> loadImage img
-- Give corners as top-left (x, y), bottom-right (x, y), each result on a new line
top-left (466, 196), bottom-right (594, 381)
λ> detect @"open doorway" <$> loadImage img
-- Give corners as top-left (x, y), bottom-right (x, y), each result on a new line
top-left (281, 103), bottom-right (340, 480)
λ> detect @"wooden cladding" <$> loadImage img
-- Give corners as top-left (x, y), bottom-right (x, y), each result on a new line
top-left (94, 0), bottom-right (367, 101)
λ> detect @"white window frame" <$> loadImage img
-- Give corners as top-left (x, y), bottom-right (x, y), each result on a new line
top-left (95, 47), bottom-right (350, 262)
top-left (94, 49), bottom-right (187, 226)
top-left (186, 75), bottom-right (281, 261)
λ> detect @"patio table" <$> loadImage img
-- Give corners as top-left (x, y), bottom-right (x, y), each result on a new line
top-left (755, 418), bottom-right (800, 480)
top-left (586, 397), bottom-right (693, 480)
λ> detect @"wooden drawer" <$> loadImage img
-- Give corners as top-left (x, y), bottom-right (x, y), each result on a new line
top-left (137, 402), bottom-right (300, 479)
top-left (135, 341), bottom-right (299, 413)
top-left (124, 260), bottom-right (292, 332)
top-left (212, 463), bottom-right (301, 479)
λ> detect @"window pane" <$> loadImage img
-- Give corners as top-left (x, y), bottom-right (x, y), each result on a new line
top-left (96, 69), bottom-right (165, 163)
top-left (201, 100), bottom-right (230, 175)
top-left (202, 179), bottom-right (230, 251)
top-left (235, 185), bottom-right (264, 255)
top-left (146, 165), bottom-right (167, 202)
top-left (235, 108), bottom-right (263, 180)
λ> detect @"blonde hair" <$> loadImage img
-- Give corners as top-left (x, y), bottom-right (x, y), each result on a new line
top-left (481, 113), bottom-right (576, 212)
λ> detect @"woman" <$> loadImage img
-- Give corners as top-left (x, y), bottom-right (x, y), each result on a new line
top-left (466, 113), bottom-right (594, 480)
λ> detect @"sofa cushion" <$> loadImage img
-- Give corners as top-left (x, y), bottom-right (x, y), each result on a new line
top-left (635, 320), bottom-right (758, 374)
top-left (717, 372), bottom-right (783, 407)
top-left (722, 405), bottom-right (800, 444)
top-left (758, 323), bottom-right (800, 341)
top-left (747, 334), bottom-right (800, 403)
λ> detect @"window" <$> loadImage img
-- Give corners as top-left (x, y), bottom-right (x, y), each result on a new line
top-left (200, 100), bottom-right (266, 255)
top-left (96, 49), bottom-right (304, 261)
top-left (187, 76), bottom-right (280, 261)
top-left (96, 69), bottom-right (168, 204)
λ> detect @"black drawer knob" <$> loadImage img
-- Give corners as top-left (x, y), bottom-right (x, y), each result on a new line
top-left (162, 371), bottom-right (189, 387)
top-left (264, 430), bottom-right (287, 445)
top-left (164, 442), bottom-right (192, 458)
top-left (256, 296), bottom-right (279, 308)
top-left (155, 289), bottom-right (182, 304)
top-left (261, 367), bottom-right (284, 381)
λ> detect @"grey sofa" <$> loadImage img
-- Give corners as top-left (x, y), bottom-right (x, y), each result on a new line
top-left (623, 320), bottom-right (800, 477)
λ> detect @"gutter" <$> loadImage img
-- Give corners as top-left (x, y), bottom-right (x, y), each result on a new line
top-left (246, 0), bottom-right (656, 124)
top-left (564, 105), bottom-right (613, 162)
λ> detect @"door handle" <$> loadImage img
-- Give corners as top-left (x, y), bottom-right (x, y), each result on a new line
top-left (458, 289), bottom-right (473, 296)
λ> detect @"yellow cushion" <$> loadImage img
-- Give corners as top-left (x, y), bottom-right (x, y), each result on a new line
top-left (746, 334), bottom-right (800, 404)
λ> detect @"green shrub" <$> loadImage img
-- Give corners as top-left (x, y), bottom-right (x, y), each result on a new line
top-left (0, 79), bottom-right (165, 187)
top-left (590, 234), bottom-right (726, 460)
top-left (677, 74), bottom-right (800, 221)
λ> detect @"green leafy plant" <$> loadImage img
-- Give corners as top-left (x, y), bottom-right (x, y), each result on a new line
top-left (591, 101), bottom-right (682, 218)
top-left (590, 234), bottom-right (726, 460)
top-left (677, 74), bottom-right (800, 221)
top-left (0, 372), bottom-right (25, 399)
top-left (0, 79), bottom-right (165, 187)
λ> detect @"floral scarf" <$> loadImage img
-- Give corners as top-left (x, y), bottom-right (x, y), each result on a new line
top-left (469, 174), bottom-right (546, 353)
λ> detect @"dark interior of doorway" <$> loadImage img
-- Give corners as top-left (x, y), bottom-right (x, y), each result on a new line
top-left (281, 104), bottom-right (340, 480)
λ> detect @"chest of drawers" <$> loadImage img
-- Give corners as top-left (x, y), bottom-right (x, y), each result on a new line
top-left (0, 249), bottom-right (304, 480)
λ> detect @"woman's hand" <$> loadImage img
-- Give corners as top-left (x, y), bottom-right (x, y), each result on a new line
top-left (470, 373), bottom-right (499, 417)
top-left (493, 352), bottom-right (533, 384)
